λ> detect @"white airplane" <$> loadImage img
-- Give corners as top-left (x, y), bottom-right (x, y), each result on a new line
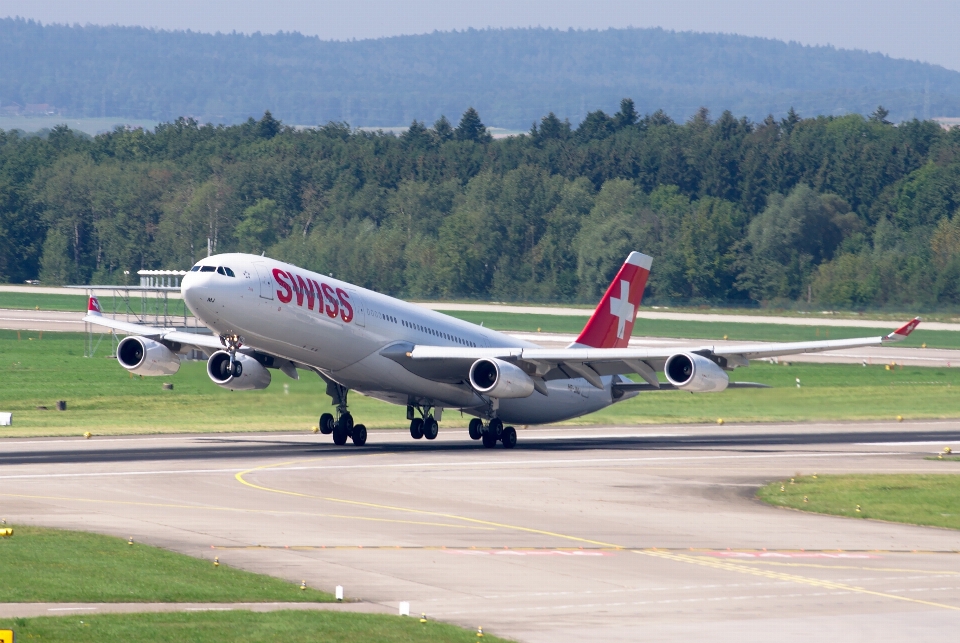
top-left (83, 251), bottom-right (920, 448)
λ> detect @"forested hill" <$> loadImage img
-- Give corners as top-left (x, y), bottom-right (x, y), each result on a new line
top-left (3, 107), bottom-right (960, 310)
top-left (3, 18), bottom-right (960, 128)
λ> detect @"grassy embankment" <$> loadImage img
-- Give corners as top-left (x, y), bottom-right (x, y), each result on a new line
top-left (0, 525), bottom-right (509, 642)
top-left (2, 329), bottom-right (959, 437)
top-left (757, 474), bottom-right (960, 530)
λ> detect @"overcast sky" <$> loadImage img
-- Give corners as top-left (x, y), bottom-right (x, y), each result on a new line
top-left (4, 1), bottom-right (959, 71)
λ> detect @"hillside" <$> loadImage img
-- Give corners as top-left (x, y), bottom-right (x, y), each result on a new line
top-left (2, 19), bottom-right (960, 128)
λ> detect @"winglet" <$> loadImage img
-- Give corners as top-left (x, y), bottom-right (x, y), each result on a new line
top-left (883, 317), bottom-right (920, 342)
top-left (87, 296), bottom-right (103, 316)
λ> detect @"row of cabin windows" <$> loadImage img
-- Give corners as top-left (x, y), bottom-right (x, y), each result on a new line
top-left (191, 265), bottom-right (235, 277)
top-left (402, 319), bottom-right (476, 347)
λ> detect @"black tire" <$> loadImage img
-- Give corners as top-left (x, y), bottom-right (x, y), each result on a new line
top-left (332, 425), bottom-right (348, 445)
top-left (488, 418), bottom-right (504, 438)
top-left (422, 417), bottom-right (439, 440)
top-left (232, 361), bottom-right (242, 377)
top-left (501, 426), bottom-right (517, 449)
top-left (481, 432), bottom-right (498, 448)
top-left (319, 413), bottom-right (334, 435)
top-left (410, 418), bottom-right (424, 439)
top-left (338, 412), bottom-right (354, 434)
top-left (352, 424), bottom-right (367, 446)
top-left (468, 418), bottom-right (483, 440)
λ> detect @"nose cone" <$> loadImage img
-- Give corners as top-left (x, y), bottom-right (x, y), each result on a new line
top-left (181, 271), bottom-right (205, 317)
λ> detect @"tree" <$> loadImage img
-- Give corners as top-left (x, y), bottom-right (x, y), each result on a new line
top-left (433, 115), bottom-right (454, 142)
top-left (235, 198), bottom-right (279, 253)
top-left (869, 105), bottom-right (892, 125)
top-left (614, 98), bottom-right (638, 129)
top-left (455, 108), bottom-right (491, 143)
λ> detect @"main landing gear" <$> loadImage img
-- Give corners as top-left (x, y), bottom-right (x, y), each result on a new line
top-left (409, 405), bottom-right (440, 440)
top-left (468, 417), bottom-right (517, 449)
top-left (318, 384), bottom-right (366, 446)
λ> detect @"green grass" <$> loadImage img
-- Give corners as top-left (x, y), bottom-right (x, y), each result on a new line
top-left (0, 610), bottom-right (510, 643)
top-left (756, 475), bottom-right (960, 530)
top-left (0, 291), bottom-right (90, 311)
top-left (445, 311), bottom-right (957, 349)
top-left (3, 330), bottom-right (960, 436)
top-left (0, 525), bottom-right (332, 603)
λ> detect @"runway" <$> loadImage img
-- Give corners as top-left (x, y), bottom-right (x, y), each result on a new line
top-left (2, 422), bottom-right (959, 641)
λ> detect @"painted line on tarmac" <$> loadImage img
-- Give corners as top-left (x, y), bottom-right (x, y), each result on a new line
top-left (234, 456), bottom-right (960, 613)
top-left (0, 492), bottom-right (496, 531)
top-left (857, 441), bottom-right (958, 446)
top-left (0, 450), bottom-right (907, 481)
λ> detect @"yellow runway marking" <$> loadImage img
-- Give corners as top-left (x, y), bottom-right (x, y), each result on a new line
top-left (635, 550), bottom-right (960, 611)
top-left (236, 457), bottom-right (960, 612)
top-left (0, 492), bottom-right (493, 531)
top-left (721, 560), bottom-right (960, 574)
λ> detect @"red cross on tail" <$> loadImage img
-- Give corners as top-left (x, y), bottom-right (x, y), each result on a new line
top-left (573, 252), bottom-right (652, 349)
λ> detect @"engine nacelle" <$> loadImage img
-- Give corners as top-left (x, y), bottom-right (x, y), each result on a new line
top-left (664, 353), bottom-right (729, 393)
top-left (116, 336), bottom-right (180, 376)
top-left (207, 351), bottom-right (272, 391)
top-left (469, 357), bottom-right (535, 399)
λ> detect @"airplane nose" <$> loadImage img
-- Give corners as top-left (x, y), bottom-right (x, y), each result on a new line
top-left (181, 272), bottom-right (204, 316)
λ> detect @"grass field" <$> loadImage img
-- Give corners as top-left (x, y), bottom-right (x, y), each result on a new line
top-left (0, 525), bottom-right (331, 603)
top-left (756, 475), bottom-right (960, 530)
top-left (0, 610), bottom-right (507, 643)
top-left (2, 329), bottom-right (960, 437)
top-left (0, 290), bottom-right (191, 317)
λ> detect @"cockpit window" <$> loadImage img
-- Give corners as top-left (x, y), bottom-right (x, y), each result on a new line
top-left (216, 266), bottom-right (226, 275)
top-left (224, 267), bottom-right (235, 277)
top-left (190, 266), bottom-right (201, 272)
top-left (200, 266), bottom-right (216, 272)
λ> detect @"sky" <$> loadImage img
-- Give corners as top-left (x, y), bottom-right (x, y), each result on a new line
top-left (4, 1), bottom-right (960, 71)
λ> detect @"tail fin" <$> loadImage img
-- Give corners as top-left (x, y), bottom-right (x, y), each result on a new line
top-left (573, 252), bottom-right (652, 349)
top-left (87, 296), bottom-right (103, 316)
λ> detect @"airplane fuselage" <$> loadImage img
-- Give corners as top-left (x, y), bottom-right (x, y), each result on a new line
top-left (181, 253), bottom-right (622, 424)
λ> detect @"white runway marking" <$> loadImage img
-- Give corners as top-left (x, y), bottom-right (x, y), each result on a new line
top-left (0, 451), bottom-right (906, 480)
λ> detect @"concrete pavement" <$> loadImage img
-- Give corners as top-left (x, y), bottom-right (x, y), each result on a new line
top-left (2, 422), bottom-right (959, 642)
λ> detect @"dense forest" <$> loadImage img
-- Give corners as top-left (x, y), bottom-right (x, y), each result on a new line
top-left (4, 19), bottom-right (960, 127)
top-left (3, 103), bottom-right (960, 310)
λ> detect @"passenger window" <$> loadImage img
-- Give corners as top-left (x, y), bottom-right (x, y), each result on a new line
top-left (224, 267), bottom-right (235, 277)
top-left (200, 266), bottom-right (216, 272)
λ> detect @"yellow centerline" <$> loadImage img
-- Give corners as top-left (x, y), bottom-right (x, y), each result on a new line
top-left (235, 456), bottom-right (960, 612)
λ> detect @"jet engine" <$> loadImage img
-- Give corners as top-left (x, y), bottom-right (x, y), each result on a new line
top-left (469, 358), bottom-right (535, 399)
top-left (206, 351), bottom-right (272, 391)
top-left (116, 336), bottom-right (180, 376)
top-left (664, 353), bottom-right (729, 393)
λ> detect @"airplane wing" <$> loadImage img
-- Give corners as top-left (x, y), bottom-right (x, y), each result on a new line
top-left (82, 297), bottom-right (224, 352)
top-left (385, 317), bottom-right (921, 390)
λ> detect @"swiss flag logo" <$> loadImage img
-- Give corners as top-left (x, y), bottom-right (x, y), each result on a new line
top-left (574, 252), bottom-right (652, 349)
top-left (88, 296), bottom-right (103, 314)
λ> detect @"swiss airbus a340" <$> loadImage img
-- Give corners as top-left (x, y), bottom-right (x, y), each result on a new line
top-left (84, 252), bottom-right (920, 448)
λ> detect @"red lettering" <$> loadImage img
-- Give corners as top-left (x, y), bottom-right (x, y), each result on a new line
top-left (336, 288), bottom-right (354, 323)
top-left (295, 274), bottom-right (316, 310)
top-left (273, 269), bottom-right (292, 303)
top-left (321, 282), bottom-right (339, 319)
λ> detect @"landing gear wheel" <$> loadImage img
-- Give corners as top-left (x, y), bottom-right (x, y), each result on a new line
top-left (468, 418), bottom-right (483, 440)
top-left (422, 417), bottom-right (439, 440)
top-left (487, 418), bottom-right (504, 439)
top-left (410, 418), bottom-right (424, 439)
top-left (332, 425), bottom-right (348, 445)
top-left (232, 362), bottom-right (243, 377)
top-left (351, 424), bottom-right (367, 446)
top-left (501, 426), bottom-right (517, 448)
top-left (319, 413), bottom-right (334, 435)
top-left (481, 432), bottom-right (498, 448)
top-left (338, 412), bottom-right (354, 434)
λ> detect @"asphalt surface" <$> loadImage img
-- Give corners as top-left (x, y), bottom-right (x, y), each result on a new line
top-left (4, 308), bottom-right (957, 367)
top-left (2, 421), bottom-right (959, 642)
